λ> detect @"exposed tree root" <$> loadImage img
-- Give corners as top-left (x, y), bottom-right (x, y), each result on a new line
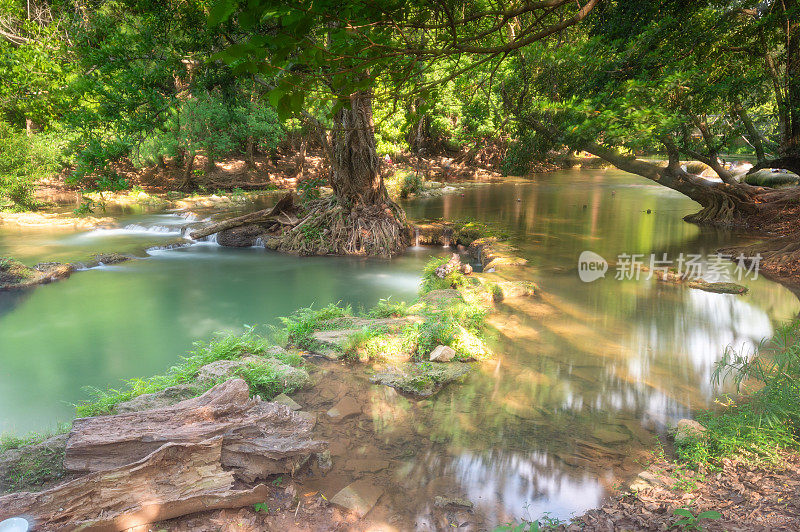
top-left (275, 196), bottom-right (408, 257)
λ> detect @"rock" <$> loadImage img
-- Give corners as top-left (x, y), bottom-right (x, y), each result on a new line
top-left (64, 380), bottom-right (325, 481)
top-left (311, 329), bottom-right (360, 359)
top-left (370, 362), bottom-right (472, 397)
top-left (196, 357), bottom-right (309, 392)
top-left (217, 224), bottom-right (265, 247)
top-left (408, 222), bottom-right (454, 246)
top-left (295, 411), bottom-right (317, 428)
top-left (115, 384), bottom-right (200, 413)
top-left (629, 469), bottom-right (668, 492)
top-left (329, 479), bottom-right (384, 518)
top-left (272, 393), bottom-right (302, 411)
top-left (435, 254), bottom-right (462, 279)
top-left (0, 434), bottom-right (68, 492)
top-left (92, 253), bottom-right (130, 265)
top-left (433, 496), bottom-right (474, 509)
top-left (674, 419), bottom-right (707, 444)
top-left (326, 396), bottom-right (362, 421)
top-left (429, 345), bottom-right (456, 362)
top-left (686, 281), bottom-right (748, 295)
top-left (591, 427), bottom-right (631, 445)
top-left (316, 450), bottom-right (332, 473)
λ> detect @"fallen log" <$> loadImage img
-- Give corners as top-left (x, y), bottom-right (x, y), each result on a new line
top-left (65, 379), bottom-right (325, 482)
top-left (189, 192), bottom-right (298, 240)
top-left (0, 438), bottom-right (269, 532)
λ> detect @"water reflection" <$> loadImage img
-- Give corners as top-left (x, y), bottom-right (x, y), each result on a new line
top-left (1, 169), bottom-right (800, 527)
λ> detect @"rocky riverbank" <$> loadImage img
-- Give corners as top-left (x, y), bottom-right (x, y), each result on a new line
top-left (0, 230), bottom-right (536, 529)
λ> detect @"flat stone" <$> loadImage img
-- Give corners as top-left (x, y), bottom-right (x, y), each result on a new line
top-left (115, 384), bottom-right (199, 413)
top-left (196, 357), bottom-right (309, 391)
top-left (429, 345), bottom-right (456, 362)
top-left (434, 496), bottom-right (474, 509)
top-left (674, 419), bottom-right (707, 444)
top-left (591, 427), bottom-right (631, 445)
top-left (326, 396), bottom-right (362, 421)
top-left (272, 393), bottom-right (302, 411)
top-left (329, 479), bottom-right (384, 518)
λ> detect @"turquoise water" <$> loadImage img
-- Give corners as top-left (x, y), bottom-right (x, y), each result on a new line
top-left (1, 168), bottom-right (798, 526)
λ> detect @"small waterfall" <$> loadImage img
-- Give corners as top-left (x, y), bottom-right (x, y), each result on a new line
top-left (122, 224), bottom-right (180, 234)
top-left (414, 228), bottom-right (420, 247)
top-left (443, 233), bottom-right (451, 248)
top-left (253, 237), bottom-right (265, 248)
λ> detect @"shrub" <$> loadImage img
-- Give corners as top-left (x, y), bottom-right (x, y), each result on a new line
top-left (420, 256), bottom-right (467, 294)
top-left (0, 122), bottom-right (62, 210)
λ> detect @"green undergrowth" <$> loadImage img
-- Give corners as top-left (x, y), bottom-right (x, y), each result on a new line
top-left (675, 319), bottom-right (800, 468)
top-left (76, 327), bottom-right (306, 417)
top-left (279, 302), bottom-right (353, 350)
top-left (0, 423), bottom-right (72, 454)
top-left (420, 255), bottom-right (471, 293)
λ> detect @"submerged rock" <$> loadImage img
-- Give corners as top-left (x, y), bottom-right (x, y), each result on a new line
top-left (115, 384), bottom-right (200, 413)
top-left (326, 396), bottom-right (362, 421)
top-left (272, 393), bottom-right (302, 411)
top-left (433, 496), bottom-right (474, 509)
top-left (92, 253), bottom-right (130, 265)
top-left (329, 479), bottom-right (384, 518)
top-left (370, 362), bottom-right (472, 397)
top-left (0, 434), bottom-right (68, 492)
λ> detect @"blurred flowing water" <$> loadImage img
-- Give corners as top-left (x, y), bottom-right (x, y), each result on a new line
top-left (1, 168), bottom-right (798, 527)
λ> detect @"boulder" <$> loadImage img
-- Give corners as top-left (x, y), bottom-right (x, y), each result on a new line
top-left (64, 379), bottom-right (325, 481)
top-left (329, 479), bottom-right (384, 518)
top-left (196, 357), bottom-right (309, 391)
top-left (674, 419), bottom-right (707, 444)
top-left (115, 384), bottom-right (200, 413)
top-left (216, 224), bottom-right (266, 247)
top-left (370, 362), bottom-right (472, 397)
top-left (429, 345), bottom-right (456, 362)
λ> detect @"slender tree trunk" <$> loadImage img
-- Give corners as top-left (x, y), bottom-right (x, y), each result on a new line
top-left (783, 0), bottom-right (800, 162)
top-left (246, 136), bottom-right (256, 168)
top-left (296, 135), bottom-right (308, 179)
top-left (329, 91), bottom-right (387, 205)
top-left (181, 150), bottom-right (196, 190)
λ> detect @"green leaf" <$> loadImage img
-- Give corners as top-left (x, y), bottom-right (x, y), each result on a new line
top-left (696, 510), bottom-right (722, 520)
top-left (208, 0), bottom-right (236, 26)
top-left (672, 508), bottom-right (693, 518)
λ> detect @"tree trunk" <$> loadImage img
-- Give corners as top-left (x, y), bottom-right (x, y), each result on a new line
top-left (296, 135), bottom-right (308, 179)
top-left (246, 136), bottom-right (256, 168)
top-left (783, 0), bottom-right (799, 164)
top-left (329, 91), bottom-right (387, 205)
top-left (180, 150), bottom-right (196, 191)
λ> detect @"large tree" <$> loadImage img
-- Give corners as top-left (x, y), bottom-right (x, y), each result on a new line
top-left (209, 0), bottom-right (599, 256)
top-left (496, 0), bottom-right (799, 231)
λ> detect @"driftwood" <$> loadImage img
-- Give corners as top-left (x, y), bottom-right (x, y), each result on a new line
top-left (189, 192), bottom-right (299, 240)
top-left (65, 379), bottom-right (325, 482)
top-left (0, 438), bottom-right (269, 532)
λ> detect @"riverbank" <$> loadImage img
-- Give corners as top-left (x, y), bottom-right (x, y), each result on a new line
top-left (0, 234), bottom-right (535, 529)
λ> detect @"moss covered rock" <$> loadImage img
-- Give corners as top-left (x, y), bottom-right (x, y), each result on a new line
top-left (370, 362), bottom-right (472, 397)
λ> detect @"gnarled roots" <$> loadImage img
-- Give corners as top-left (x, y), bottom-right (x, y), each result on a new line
top-left (276, 197), bottom-right (409, 257)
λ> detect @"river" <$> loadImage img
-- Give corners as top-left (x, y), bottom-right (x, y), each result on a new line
top-left (1, 168), bottom-right (798, 526)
